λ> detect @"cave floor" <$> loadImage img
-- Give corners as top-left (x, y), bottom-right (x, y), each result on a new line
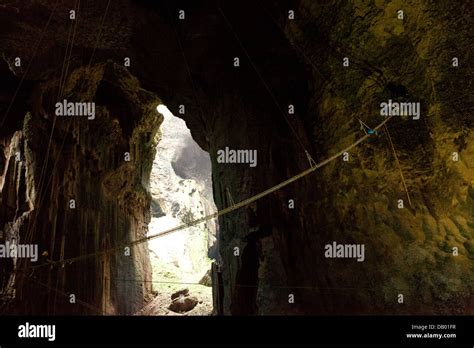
top-left (135, 286), bottom-right (213, 316)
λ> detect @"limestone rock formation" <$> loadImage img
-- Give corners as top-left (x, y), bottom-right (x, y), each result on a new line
top-left (1, 61), bottom-right (160, 315)
top-left (147, 108), bottom-right (216, 284)
top-left (0, 0), bottom-right (472, 315)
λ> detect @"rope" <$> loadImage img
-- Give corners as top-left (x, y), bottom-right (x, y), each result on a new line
top-left (26, 0), bottom-right (113, 240)
top-left (34, 273), bottom-right (469, 292)
top-left (225, 187), bottom-right (235, 206)
top-left (59, 0), bottom-right (81, 99)
top-left (384, 124), bottom-right (413, 208)
top-left (77, 0), bottom-right (112, 95)
top-left (6, 265), bottom-right (106, 315)
top-left (0, 0), bottom-right (61, 128)
top-left (26, 275), bottom-right (106, 315)
top-left (165, 4), bottom-right (211, 136)
top-left (305, 150), bottom-right (317, 168)
top-left (25, 0), bottom-right (81, 243)
top-left (218, 7), bottom-right (313, 158)
top-left (10, 1), bottom-right (108, 314)
top-left (256, 1), bottom-right (387, 121)
top-left (17, 116), bottom-right (393, 274)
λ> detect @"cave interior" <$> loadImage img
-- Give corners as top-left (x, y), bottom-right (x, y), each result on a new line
top-left (0, 0), bottom-right (472, 316)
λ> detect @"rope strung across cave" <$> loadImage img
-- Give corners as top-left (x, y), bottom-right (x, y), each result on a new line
top-left (26, 0), bottom-right (82, 244)
top-left (384, 123), bottom-right (413, 208)
top-left (218, 7), bottom-right (317, 167)
top-left (16, 115), bottom-right (393, 275)
top-left (0, 0), bottom-right (61, 128)
top-left (77, 0), bottom-right (112, 95)
top-left (26, 275), bottom-right (107, 315)
top-left (8, 115), bottom-right (392, 315)
top-left (257, 1), bottom-right (390, 123)
top-left (87, 277), bottom-right (474, 292)
top-left (2, 1), bottom-right (114, 315)
top-left (26, 0), bottom-right (113, 243)
top-left (164, 2), bottom-right (213, 140)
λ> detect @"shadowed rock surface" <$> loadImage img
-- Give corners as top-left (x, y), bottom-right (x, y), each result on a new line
top-left (0, 0), bottom-right (472, 315)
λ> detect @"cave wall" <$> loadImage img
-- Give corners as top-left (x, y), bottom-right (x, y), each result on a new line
top-left (280, 0), bottom-right (474, 314)
top-left (1, 61), bottom-right (160, 314)
top-left (0, 0), bottom-right (472, 315)
top-left (167, 0), bottom-right (473, 315)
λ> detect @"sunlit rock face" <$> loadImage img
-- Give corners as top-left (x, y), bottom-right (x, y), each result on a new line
top-left (148, 106), bottom-right (217, 285)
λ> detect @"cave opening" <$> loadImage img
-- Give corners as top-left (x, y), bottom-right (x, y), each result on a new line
top-left (141, 104), bottom-right (218, 315)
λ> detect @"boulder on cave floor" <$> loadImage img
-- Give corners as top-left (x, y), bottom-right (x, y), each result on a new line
top-left (171, 288), bottom-right (190, 300)
top-left (169, 295), bottom-right (198, 313)
top-left (135, 286), bottom-right (212, 316)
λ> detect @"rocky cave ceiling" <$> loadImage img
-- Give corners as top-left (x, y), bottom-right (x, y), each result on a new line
top-left (0, 0), bottom-right (472, 315)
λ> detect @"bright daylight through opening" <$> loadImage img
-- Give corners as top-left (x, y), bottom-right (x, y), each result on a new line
top-left (137, 104), bottom-right (218, 315)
